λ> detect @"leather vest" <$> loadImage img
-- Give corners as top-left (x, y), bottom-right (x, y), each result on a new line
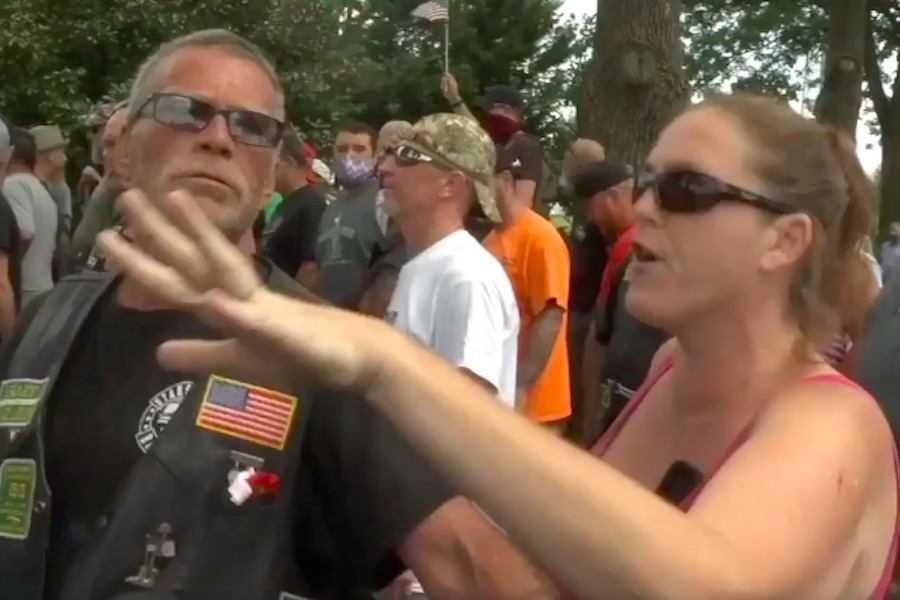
top-left (0, 263), bottom-right (314, 600)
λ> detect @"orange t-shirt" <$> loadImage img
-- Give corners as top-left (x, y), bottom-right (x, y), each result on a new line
top-left (483, 210), bottom-right (571, 422)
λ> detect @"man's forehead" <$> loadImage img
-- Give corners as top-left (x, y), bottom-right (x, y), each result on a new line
top-left (157, 47), bottom-right (280, 116)
top-left (334, 132), bottom-right (372, 146)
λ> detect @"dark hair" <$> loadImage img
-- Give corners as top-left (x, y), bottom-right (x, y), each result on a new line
top-left (336, 121), bottom-right (377, 151)
top-left (9, 127), bottom-right (36, 170)
top-left (571, 161), bottom-right (633, 200)
top-left (695, 94), bottom-right (875, 347)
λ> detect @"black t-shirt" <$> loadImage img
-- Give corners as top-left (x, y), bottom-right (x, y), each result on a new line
top-left (44, 298), bottom-right (218, 597)
top-left (569, 222), bottom-right (608, 314)
top-left (264, 186), bottom-right (327, 277)
top-left (0, 190), bottom-right (22, 315)
top-left (593, 261), bottom-right (668, 440)
top-left (39, 288), bottom-right (454, 598)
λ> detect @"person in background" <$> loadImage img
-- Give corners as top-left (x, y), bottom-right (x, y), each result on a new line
top-left (0, 117), bottom-right (22, 338)
top-left (1, 127), bottom-right (57, 307)
top-left (70, 104), bottom-right (130, 266)
top-left (30, 125), bottom-right (72, 233)
top-left (561, 138), bottom-right (609, 444)
top-left (356, 120), bottom-right (414, 319)
top-left (76, 102), bottom-right (117, 220)
top-left (380, 113), bottom-right (519, 403)
top-left (314, 121), bottom-right (384, 308)
top-left (484, 145), bottom-right (571, 429)
top-left (265, 125), bottom-right (326, 290)
top-left (378, 112), bottom-right (522, 600)
top-left (441, 74), bottom-right (544, 210)
top-left (577, 160), bottom-right (668, 443)
top-left (881, 222), bottom-right (900, 283)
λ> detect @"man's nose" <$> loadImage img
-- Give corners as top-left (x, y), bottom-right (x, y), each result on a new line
top-left (196, 114), bottom-right (235, 158)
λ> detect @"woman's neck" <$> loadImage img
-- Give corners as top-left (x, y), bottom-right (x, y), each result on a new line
top-left (669, 296), bottom-right (813, 427)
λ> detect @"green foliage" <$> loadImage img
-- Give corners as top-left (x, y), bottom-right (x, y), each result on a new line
top-left (0, 0), bottom-right (590, 174)
top-left (684, 0), bottom-right (899, 111)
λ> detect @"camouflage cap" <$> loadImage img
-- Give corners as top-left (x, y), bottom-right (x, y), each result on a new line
top-left (404, 113), bottom-right (500, 222)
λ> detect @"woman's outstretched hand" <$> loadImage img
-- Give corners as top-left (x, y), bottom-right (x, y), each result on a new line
top-left (98, 189), bottom-right (394, 392)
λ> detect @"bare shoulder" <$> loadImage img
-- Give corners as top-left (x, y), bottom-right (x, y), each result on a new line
top-left (757, 370), bottom-right (894, 476)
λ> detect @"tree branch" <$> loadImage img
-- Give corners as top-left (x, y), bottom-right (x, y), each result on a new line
top-left (864, 9), bottom-right (890, 126)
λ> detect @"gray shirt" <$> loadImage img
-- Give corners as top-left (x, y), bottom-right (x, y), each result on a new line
top-left (2, 173), bottom-right (58, 306)
top-left (314, 178), bottom-right (384, 308)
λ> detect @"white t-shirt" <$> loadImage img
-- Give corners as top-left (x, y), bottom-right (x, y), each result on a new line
top-left (387, 229), bottom-right (520, 404)
top-left (2, 173), bottom-right (58, 306)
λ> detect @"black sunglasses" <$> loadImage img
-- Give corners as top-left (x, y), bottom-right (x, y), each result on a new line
top-left (634, 170), bottom-right (796, 215)
top-left (137, 93), bottom-right (285, 148)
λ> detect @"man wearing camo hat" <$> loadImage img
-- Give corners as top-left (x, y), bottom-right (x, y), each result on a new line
top-left (380, 113), bottom-right (519, 404)
top-left (378, 111), bottom-right (522, 599)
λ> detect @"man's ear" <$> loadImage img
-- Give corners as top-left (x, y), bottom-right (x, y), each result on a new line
top-left (759, 213), bottom-right (815, 273)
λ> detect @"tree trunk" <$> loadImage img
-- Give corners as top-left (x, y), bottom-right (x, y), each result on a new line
top-left (580, 0), bottom-right (690, 167)
top-left (865, 15), bottom-right (900, 239)
top-left (814, 0), bottom-right (867, 138)
top-left (879, 102), bottom-right (900, 237)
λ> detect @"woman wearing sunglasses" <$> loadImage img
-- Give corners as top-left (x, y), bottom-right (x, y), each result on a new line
top-left (101, 93), bottom-right (897, 600)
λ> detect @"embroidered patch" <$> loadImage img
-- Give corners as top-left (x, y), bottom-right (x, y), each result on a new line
top-left (195, 376), bottom-right (297, 451)
top-left (135, 381), bottom-right (193, 453)
top-left (0, 458), bottom-right (37, 540)
top-left (0, 378), bottom-right (48, 428)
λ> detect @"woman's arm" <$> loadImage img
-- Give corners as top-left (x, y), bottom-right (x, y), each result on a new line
top-left (99, 189), bottom-right (890, 600)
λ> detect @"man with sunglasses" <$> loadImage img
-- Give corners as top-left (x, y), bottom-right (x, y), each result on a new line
top-left (0, 30), bottom-right (553, 600)
top-left (378, 113), bottom-right (522, 599)
top-left (381, 114), bottom-right (520, 406)
top-left (575, 160), bottom-right (667, 444)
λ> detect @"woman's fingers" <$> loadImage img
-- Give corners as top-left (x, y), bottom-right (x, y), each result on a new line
top-left (118, 190), bottom-right (213, 289)
top-left (157, 190), bottom-right (261, 300)
top-left (98, 230), bottom-right (201, 306)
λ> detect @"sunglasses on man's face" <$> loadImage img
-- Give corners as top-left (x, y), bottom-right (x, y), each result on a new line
top-left (633, 170), bottom-right (796, 215)
top-left (137, 93), bottom-right (285, 148)
top-left (390, 143), bottom-right (439, 168)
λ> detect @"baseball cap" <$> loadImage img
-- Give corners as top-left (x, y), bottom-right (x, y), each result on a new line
top-left (404, 113), bottom-right (500, 223)
top-left (377, 120), bottom-right (413, 157)
top-left (477, 85), bottom-right (524, 111)
top-left (30, 125), bottom-right (67, 152)
top-left (572, 160), bottom-right (633, 200)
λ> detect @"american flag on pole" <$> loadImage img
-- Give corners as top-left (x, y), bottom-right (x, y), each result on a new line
top-left (196, 376), bottom-right (297, 450)
top-left (411, 0), bottom-right (448, 22)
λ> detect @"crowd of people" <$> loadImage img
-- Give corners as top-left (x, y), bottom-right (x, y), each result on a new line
top-left (0, 26), bottom-right (899, 600)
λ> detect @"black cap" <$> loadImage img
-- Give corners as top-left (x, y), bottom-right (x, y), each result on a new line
top-left (478, 85), bottom-right (524, 111)
top-left (572, 160), bottom-right (633, 200)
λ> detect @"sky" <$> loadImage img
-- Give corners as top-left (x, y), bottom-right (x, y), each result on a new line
top-left (558, 0), bottom-right (883, 174)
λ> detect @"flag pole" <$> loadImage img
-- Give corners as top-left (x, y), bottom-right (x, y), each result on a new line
top-left (443, 1), bottom-right (450, 74)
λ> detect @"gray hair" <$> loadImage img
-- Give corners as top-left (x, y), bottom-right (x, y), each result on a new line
top-left (127, 29), bottom-right (285, 123)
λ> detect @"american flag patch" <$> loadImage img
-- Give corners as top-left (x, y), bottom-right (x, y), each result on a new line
top-left (196, 376), bottom-right (297, 450)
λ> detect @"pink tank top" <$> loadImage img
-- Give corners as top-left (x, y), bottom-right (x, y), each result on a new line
top-left (587, 358), bottom-right (900, 599)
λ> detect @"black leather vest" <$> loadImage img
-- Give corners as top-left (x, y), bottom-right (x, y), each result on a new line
top-left (0, 264), bottom-right (313, 600)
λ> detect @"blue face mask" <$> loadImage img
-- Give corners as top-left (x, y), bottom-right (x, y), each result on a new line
top-left (334, 155), bottom-right (376, 188)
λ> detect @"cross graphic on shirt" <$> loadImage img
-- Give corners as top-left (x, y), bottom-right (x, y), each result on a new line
top-left (320, 216), bottom-right (356, 262)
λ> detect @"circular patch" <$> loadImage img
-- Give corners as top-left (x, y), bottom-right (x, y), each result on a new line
top-left (134, 381), bottom-right (193, 453)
